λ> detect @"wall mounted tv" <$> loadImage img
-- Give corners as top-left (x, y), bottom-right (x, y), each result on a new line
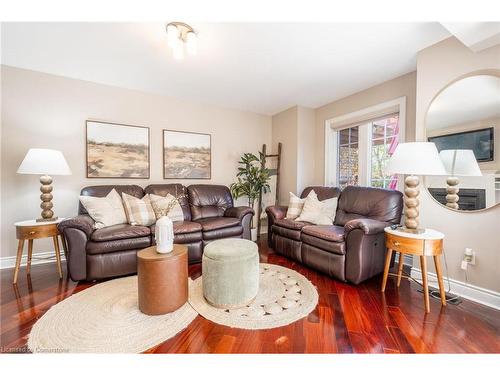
top-left (428, 127), bottom-right (494, 162)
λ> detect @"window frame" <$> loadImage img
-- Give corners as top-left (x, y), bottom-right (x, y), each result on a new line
top-left (324, 97), bottom-right (406, 189)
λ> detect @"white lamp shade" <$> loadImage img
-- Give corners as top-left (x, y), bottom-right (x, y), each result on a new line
top-left (186, 31), bottom-right (197, 55)
top-left (439, 149), bottom-right (482, 177)
top-left (17, 148), bottom-right (72, 175)
top-left (386, 142), bottom-right (446, 176)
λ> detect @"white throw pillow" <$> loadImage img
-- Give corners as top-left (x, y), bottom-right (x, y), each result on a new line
top-left (285, 190), bottom-right (315, 220)
top-left (295, 193), bottom-right (338, 225)
top-left (149, 193), bottom-right (185, 222)
top-left (313, 197), bottom-right (338, 225)
top-left (79, 189), bottom-right (127, 229)
top-left (121, 193), bottom-right (156, 226)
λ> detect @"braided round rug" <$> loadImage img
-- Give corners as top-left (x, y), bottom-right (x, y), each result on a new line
top-left (189, 263), bottom-right (318, 330)
top-left (27, 276), bottom-right (197, 353)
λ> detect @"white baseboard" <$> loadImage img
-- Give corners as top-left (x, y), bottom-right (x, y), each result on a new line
top-left (0, 251), bottom-right (66, 270)
top-left (410, 267), bottom-right (500, 310)
top-left (396, 253), bottom-right (413, 266)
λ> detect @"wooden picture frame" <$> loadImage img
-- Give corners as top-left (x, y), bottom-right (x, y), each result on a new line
top-left (163, 129), bottom-right (211, 179)
top-left (86, 120), bottom-right (150, 178)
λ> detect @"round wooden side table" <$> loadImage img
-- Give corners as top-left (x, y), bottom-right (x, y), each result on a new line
top-left (381, 227), bottom-right (446, 313)
top-left (137, 244), bottom-right (188, 315)
top-left (13, 218), bottom-right (66, 284)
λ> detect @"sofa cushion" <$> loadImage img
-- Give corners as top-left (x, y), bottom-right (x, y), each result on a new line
top-left (302, 225), bottom-right (345, 243)
top-left (151, 220), bottom-right (202, 235)
top-left (334, 185), bottom-right (404, 226)
top-left (195, 217), bottom-right (240, 232)
top-left (187, 184), bottom-right (233, 220)
top-left (272, 219), bottom-right (312, 241)
top-left (301, 233), bottom-right (346, 255)
top-left (151, 221), bottom-right (203, 245)
top-left (86, 236), bottom-right (151, 255)
top-left (202, 225), bottom-right (243, 240)
top-left (90, 224), bottom-right (150, 242)
top-left (273, 218), bottom-right (311, 231)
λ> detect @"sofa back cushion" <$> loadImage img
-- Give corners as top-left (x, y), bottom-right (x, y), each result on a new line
top-left (79, 185), bottom-right (144, 215)
top-left (334, 186), bottom-right (403, 226)
top-left (144, 184), bottom-right (191, 221)
top-left (301, 186), bottom-right (341, 201)
top-left (187, 184), bottom-right (233, 221)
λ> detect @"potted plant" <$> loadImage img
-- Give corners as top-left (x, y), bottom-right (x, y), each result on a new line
top-left (230, 152), bottom-right (271, 241)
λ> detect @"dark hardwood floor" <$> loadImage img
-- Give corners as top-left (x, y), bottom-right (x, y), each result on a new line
top-left (1, 236), bottom-right (499, 353)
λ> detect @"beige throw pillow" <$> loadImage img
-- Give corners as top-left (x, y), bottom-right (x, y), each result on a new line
top-left (313, 197), bottom-right (338, 225)
top-left (285, 192), bottom-right (306, 219)
top-left (79, 189), bottom-right (127, 229)
top-left (149, 193), bottom-right (185, 222)
top-left (295, 193), bottom-right (338, 225)
top-left (122, 193), bottom-right (156, 226)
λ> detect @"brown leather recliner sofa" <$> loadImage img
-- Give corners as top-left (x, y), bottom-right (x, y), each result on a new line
top-left (58, 183), bottom-right (253, 281)
top-left (266, 185), bottom-right (403, 284)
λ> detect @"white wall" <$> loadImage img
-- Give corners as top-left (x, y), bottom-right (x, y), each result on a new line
top-left (1, 65), bottom-right (272, 259)
top-left (415, 37), bottom-right (500, 293)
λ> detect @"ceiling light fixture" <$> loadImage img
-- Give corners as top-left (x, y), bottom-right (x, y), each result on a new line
top-left (166, 22), bottom-right (198, 60)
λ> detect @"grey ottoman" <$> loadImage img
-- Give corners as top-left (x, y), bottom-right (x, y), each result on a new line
top-left (202, 238), bottom-right (259, 308)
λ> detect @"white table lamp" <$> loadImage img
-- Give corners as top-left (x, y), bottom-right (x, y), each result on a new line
top-left (17, 148), bottom-right (72, 222)
top-left (439, 149), bottom-right (482, 209)
top-left (386, 142), bottom-right (446, 233)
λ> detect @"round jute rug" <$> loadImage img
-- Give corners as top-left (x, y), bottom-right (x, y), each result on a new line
top-left (27, 276), bottom-right (197, 353)
top-left (189, 263), bottom-right (318, 330)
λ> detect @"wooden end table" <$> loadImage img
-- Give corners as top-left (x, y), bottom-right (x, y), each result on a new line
top-left (381, 227), bottom-right (446, 313)
top-left (137, 244), bottom-right (188, 315)
top-left (13, 218), bottom-right (66, 284)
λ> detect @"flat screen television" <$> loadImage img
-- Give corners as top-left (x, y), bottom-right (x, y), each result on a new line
top-left (428, 127), bottom-right (494, 162)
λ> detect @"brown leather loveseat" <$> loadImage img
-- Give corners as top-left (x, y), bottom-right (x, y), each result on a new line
top-left (266, 185), bottom-right (403, 284)
top-left (58, 184), bottom-right (253, 281)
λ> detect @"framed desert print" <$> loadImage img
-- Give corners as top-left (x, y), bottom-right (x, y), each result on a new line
top-left (163, 130), bottom-right (211, 179)
top-left (86, 120), bottom-right (150, 178)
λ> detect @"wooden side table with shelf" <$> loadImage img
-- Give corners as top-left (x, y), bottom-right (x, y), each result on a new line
top-left (13, 218), bottom-right (66, 284)
top-left (381, 227), bottom-right (446, 313)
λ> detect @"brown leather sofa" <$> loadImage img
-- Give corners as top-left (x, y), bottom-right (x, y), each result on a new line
top-left (266, 185), bottom-right (403, 284)
top-left (58, 184), bottom-right (253, 281)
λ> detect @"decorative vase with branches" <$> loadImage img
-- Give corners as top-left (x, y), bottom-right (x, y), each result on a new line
top-left (230, 152), bottom-right (271, 232)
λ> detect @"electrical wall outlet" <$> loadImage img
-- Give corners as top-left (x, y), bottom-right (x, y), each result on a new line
top-left (461, 248), bottom-right (476, 270)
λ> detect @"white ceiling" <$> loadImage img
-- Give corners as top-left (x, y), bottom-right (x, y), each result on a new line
top-left (427, 75), bottom-right (500, 131)
top-left (1, 22), bottom-right (451, 115)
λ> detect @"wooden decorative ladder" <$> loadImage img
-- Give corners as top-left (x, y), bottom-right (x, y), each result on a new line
top-left (256, 142), bottom-right (282, 238)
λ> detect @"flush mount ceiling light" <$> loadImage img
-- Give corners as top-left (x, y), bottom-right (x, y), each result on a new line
top-left (166, 22), bottom-right (198, 60)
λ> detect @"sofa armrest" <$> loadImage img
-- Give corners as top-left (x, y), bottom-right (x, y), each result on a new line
top-left (265, 205), bottom-right (288, 221)
top-left (57, 215), bottom-right (94, 281)
top-left (58, 215), bottom-right (95, 239)
top-left (224, 206), bottom-right (254, 220)
top-left (344, 218), bottom-right (389, 236)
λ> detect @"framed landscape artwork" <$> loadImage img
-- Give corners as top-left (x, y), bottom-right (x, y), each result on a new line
top-left (86, 120), bottom-right (150, 178)
top-left (163, 130), bottom-right (211, 179)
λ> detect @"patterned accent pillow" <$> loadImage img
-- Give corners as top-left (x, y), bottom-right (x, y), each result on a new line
top-left (285, 190), bottom-right (315, 220)
top-left (121, 193), bottom-right (156, 226)
top-left (149, 193), bottom-right (185, 222)
top-left (79, 189), bottom-right (127, 229)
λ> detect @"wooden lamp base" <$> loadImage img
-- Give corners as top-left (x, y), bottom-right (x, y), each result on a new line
top-left (36, 174), bottom-right (58, 222)
top-left (400, 175), bottom-right (425, 234)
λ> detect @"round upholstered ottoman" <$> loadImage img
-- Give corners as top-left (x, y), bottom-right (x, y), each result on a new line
top-left (202, 238), bottom-right (259, 308)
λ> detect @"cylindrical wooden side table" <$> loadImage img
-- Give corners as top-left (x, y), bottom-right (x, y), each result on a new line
top-left (137, 245), bottom-right (188, 315)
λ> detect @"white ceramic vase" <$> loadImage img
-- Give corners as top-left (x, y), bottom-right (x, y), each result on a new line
top-left (155, 216), bottom-right (174, 253)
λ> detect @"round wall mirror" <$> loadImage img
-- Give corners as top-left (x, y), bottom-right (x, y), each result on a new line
top-left (425, 74), bottom-right (500, 211)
